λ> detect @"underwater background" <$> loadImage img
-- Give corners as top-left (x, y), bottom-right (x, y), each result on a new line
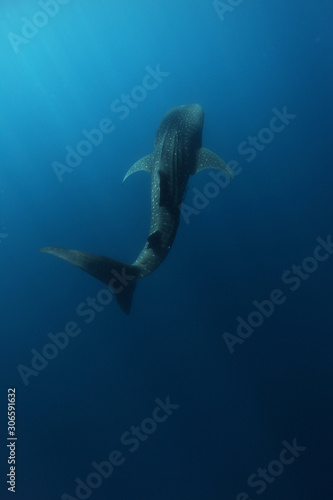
top-left (1, 1), bottom-right (333, 499)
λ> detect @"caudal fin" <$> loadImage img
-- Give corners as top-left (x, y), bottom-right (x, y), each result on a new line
top-left (39, 246), bottom-right (139, 315)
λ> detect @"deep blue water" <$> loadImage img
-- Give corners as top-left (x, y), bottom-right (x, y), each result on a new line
top-left (1, 1), bottom-right (333, 499)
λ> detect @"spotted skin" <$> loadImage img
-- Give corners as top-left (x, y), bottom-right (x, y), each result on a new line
top-left (128, 104), bottom-right (205, 277)
top-left (40, 104), bottom-right (232, 314)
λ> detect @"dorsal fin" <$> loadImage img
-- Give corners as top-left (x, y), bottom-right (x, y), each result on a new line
top-left (158, 170), bottom-right (172, 210)
top-left (147, 230), bottom-right (163, 252)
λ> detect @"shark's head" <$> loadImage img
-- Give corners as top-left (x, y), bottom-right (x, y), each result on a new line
top-left (155, 104), bottom-right (204, 151)
top-left (180, 103), bottom-right (205, 151)
top-left (178, 103), bottom-right (204, 131)
top-left (182, 103), bottom-right (204, 117)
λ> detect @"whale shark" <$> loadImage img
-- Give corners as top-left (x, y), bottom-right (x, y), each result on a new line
top-left (40, 104), bottom-right (233, 314)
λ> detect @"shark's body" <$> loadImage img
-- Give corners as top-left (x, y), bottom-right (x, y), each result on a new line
top-left (41, 104), bottom-right (232, 314)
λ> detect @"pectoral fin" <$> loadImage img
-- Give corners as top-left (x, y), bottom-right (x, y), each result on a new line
top-left (194, 147), bottom-right (234, 178)
top-left (122, 154), bottom-right (155, 183)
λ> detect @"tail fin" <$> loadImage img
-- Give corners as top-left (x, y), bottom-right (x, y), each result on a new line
top-left (39, 246), bottom-right (139, 315)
